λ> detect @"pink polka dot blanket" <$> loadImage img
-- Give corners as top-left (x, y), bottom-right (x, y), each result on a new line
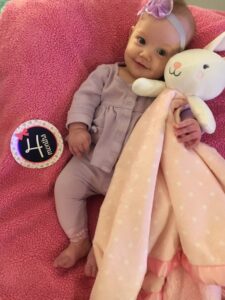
top-left (91, 91), bottom-right (225, 300)
top-left (0, 0), bottom-right (144, 299)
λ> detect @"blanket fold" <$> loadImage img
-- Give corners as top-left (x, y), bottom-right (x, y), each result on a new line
top-left (91, 89), bottom-right (225, 300)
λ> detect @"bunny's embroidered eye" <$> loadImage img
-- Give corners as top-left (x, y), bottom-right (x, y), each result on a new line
top-left (203, 64), bottom-right (209, 69)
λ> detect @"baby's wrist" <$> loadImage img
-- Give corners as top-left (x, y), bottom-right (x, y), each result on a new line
top-left (69, 122), bottom-right (88, 132)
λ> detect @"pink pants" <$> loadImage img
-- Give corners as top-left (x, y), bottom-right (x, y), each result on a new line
top-left (54, 155), bottom-right (113, 242)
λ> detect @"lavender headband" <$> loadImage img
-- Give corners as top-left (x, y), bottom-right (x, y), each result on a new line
top-left (138, 0), bottom-right (186, 50)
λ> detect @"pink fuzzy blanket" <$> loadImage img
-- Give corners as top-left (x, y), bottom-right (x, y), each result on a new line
top-left (91, 91), bottom-right (225, 300)
top-left (0, 1), bottom-right (225, 299)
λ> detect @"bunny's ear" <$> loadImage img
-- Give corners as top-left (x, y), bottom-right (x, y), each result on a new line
top-left (204, 32), bottom-right (225, 52)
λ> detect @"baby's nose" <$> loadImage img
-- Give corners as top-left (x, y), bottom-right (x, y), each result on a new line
top-left (174, 62), bottom-right (182, 70)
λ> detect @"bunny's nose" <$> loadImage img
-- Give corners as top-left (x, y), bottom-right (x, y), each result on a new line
top-left (174, 62), bottom-right (182, 70)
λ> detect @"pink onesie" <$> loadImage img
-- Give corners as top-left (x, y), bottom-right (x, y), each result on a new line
top-left (54, 62), bottom-right (154, 242)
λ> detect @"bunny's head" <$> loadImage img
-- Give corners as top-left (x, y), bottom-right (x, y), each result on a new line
top-left (165, 32), bottom-right (225, 101)
top-left (132, 32), bottom-right (225, 134)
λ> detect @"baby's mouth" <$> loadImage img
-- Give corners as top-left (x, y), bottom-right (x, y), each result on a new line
top-left (135, 59), bottom-right (149, 70)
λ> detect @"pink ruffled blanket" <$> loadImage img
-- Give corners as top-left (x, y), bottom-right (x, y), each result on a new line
top-left (91, 90), bottom-right (225, 300)
top-left (0, 1), bottom-right (225, 299)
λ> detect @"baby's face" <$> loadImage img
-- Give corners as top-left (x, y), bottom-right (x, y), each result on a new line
top-left (124, 13), bottom-right (181, 81)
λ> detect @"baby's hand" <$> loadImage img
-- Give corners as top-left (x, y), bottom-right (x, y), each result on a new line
top-left (67, 123), bottom-right (91, 158)
top-left (173, 118), bottom-right (202, 149)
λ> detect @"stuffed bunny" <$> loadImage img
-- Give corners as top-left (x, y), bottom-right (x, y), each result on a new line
top-left (132, 32), bottom-right (225, 134)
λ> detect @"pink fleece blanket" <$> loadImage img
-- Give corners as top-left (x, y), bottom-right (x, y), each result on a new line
top-left (0, 1), bottom-right (225, 300)
top-left (91, 91), bottom-right (225, 300)
top-left (0, 0), bottom-right (143, 299)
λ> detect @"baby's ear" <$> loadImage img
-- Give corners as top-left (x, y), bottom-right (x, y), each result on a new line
top-left (204, 32), bottom-right (225, 52)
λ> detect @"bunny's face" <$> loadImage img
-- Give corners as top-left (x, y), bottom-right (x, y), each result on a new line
top-left (164, 49), bottom-right (225, 101)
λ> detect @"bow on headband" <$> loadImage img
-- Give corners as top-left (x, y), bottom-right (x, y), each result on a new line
top-left (139, 0), bottom-right (173, 19)
top-left (138, 0), bottom-right (186, 51)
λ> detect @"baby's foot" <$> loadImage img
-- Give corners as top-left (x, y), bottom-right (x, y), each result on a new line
top-left (84, 247), bottom-right (98, 277)
top-left (54, 239), bottom-right (91, 269)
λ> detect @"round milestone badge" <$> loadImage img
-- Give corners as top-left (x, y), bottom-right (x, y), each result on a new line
top-left (10, 120), bottom-right (64, 168)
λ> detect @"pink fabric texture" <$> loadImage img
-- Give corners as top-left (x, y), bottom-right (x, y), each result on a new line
top-left (0, 0), bottom-right (143, 299)
top-left (0, 2), bottom-right (225, 300)
top-left (91, 90), bottom-right (225, 300)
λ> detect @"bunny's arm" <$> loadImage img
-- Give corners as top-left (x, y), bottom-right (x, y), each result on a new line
top-left (187, 96), bottom-right (216, 134)
top-left (132, 78), bottom-right (166, 97)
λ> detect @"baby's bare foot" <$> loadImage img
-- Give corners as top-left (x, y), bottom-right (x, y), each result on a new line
top-left (84, 247), bottom-right (98, 277)
top-left (54, 239), bottom-right (91, 269)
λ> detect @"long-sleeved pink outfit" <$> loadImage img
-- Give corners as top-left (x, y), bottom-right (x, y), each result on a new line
top-left (54, 63), bottom-right (154, 242)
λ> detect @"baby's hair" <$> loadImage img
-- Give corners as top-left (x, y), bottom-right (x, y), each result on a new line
top-left (137, 0), bottom-right (196, 49)
top-left (172, 0), bottom-right (196, 46)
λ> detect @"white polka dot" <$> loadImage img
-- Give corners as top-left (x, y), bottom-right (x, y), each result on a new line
top-left (152, 162), bottom-right (158, 169)
top-left (97, 285), bottom-right (103, 291)
top-left (172, 137), bottom-right (177, 143)
top-left (133, 173), bottom-right (140, 180)
top-left (215, 216), bottom-right (220, 222)
top-left (137, 210), bottom-right (143, 216)
top-left (195, 242), bottom-right (201, 248)
top-left (128, 242), bottom-right (134, 249)
top-left (210, 256), bottom-right (216, 262)
top-left (134, 281), bottom-right (140, 287)
top-left (134, 227), bottom-right (139, 232)
top-left (138, 264), bottom-right (146, 272)
top-left (189, 192), bottom-right (194, 197)
top-left (192, 217), bottom-right (197, 223)
top-left (116, 219), bottom-right (123, 225)
top-left (118, 276), bottom-right (124, 281)
top-left (155, 147), bottom-right (161, 154)
top-left (176, 181), bottom-right (182, 187)
top-left (219, 240), bottom-right (225, 246)
top-left (185, 169), bottom-right (191, 174)
top-left (141, 145), bottom-right (148, 150)
top-left (202, 204), bottom-right (208, 211)
top-left (198, 181), bottom-right (203, 186)
top-left (103, 269), bottom-right (110, 275)
top-left (210, 192), bottom-right (215, 197)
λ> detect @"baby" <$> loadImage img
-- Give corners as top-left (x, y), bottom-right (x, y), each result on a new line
top-left (54, 0), bottom-right (200, 277)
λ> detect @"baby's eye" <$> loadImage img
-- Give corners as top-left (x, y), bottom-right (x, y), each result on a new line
top-left (203, 64), bottom-right (210, 69)
top-left (156, 48), bottom-right (167, 57)
top-left (137, 36), bottom-right (146, 45)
